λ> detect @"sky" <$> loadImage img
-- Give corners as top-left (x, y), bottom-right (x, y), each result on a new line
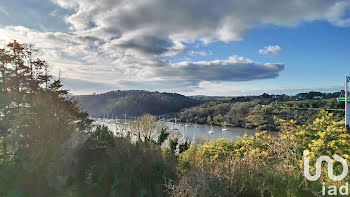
top-left (0, 0), bottom-right (350, 96)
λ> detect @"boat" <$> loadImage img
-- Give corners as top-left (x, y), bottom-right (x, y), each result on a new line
top-left (123, 114), bottom-right (130, 125)
top-left (209, 124), bottom-right (214, 134)
top-left (185, 119), bottom-right (191, 127)
top-left (103, 114), bottom-right (107, 123)
top-left (172, 117), bottom-right (179, 130)
top-left (192, 130), bottom-right (196, 144)
top-left (222, 122), bottom-right (228, 131)
top-left (194, 121), bottom-right (199, 127)
top-left (115, 114), bottom-right (120, 124)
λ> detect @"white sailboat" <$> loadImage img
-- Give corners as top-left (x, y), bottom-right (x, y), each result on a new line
top-left (103, 114), bottom-right (106, 123)
top-left (123, 114), bottom-right (130, 125)
top-left (192, 130), bottom-right (196, 144)
top-left (185, 119), bottom-right (191, 127)
top-left (172, 117), bottom-right (179, 130)
top-left (115, 114), bottom-right (120, 124)
top-left (222, 122), bottom-right (228, 131)
top-left (209, 124), bottom-right (214, 134)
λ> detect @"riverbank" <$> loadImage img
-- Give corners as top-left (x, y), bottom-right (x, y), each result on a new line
top-left (178, 98), bottom-right (344, 132)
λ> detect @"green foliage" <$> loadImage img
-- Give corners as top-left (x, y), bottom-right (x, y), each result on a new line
top-left (179, 100), bottom-right (279, 130)
top-left (279, 111), bottom-right (350, 185)
top-left (67, 128), bottom-right (177, 197)
top-left (169, 111), bottom-right (348, 196)
top-left (0, 41), bottom-right (179, 197)
top-left (169, 138), bottom-right (178, 152)
top-left (157, 127), bottom-right (169, 145)
top-left (178, 140), bottom-right (190, 154)
top-left (179, 98), bottom-right (344, 131)
top-left (277, 98), bottom-right (343, 110)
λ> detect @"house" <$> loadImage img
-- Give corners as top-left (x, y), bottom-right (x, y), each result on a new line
top-left (313, 96), bottom-right (323, 100)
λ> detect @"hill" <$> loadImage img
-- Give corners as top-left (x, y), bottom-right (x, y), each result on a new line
top-left (76, 90), bottom-right (200, 118)
top-left (178, 97), bottom-right (344, 131)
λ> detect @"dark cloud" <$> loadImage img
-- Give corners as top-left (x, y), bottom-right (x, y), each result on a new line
top-left (110, 36), bottom-right (170, 55)
top-left (157, 56), bottom-right (285, 83)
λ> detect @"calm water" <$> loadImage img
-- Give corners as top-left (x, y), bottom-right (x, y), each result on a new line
top-left (94, 118), bottom-right (257, 142)
top-left (163, 121), bottom-right (256, 141)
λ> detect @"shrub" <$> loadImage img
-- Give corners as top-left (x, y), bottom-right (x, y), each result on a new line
top-left (169, 111), bottom-right (347, 196)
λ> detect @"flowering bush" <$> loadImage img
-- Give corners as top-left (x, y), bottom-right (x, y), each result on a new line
top-left (170, 111), bottom-right (348, 196)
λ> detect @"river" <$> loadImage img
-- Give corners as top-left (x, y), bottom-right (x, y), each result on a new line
top-left (94, 118), bottom-right (256, 143)
top-left (162, 121), bottom-right (256, 142)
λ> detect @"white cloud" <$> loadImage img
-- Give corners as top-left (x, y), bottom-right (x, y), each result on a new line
top-left (326, 1), bottom-right (350, 27)
top-left (189, 50), bottom-right (212, 56)
top-left (259, 45), bottom-right (282, 55)
top-left (1, 0), bottom-right (350, 94)
top-left (0, 26), bottom-right (283, 94)
top-left (163, 41), bottom-right (187, 56)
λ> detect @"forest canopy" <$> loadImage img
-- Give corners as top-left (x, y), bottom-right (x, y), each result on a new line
top-left (76, 90), bottom-right (200, 118)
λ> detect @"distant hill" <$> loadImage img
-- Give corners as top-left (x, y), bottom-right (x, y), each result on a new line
top-left (75, 90), bottom-right (200, 118)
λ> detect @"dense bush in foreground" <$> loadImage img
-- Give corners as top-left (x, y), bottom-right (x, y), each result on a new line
top-left (169, 111), bottom-right (350, 197)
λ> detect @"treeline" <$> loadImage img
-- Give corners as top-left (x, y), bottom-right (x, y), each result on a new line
top-left (179, 98), bottom-right (344, 131)
top-left (275, 98), bottom-right (344, 109)
top-left (179, 100), bottom-right (279, 131)
top-left (76, 90), bottom-right (200, 118)
top-left (192, 91), bottom-right (343, 103)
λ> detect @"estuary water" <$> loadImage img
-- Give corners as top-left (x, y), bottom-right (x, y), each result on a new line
top-left (94, 118), bottom-right (257, 143)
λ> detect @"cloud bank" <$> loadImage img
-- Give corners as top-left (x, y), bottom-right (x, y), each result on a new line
top-left (0, 0), bottom-right (349, 94)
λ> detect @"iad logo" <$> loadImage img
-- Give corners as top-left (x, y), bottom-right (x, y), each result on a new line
top-left (303, 150), bottom-right (348, 181)
top-left (303, 150), bottom-right (349, 196)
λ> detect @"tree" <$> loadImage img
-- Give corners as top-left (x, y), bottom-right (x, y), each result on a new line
top-left (132, 113), bottom-right (163, 142)
top-left (206, 115), bottom-right (212, 124)
top-left (0, 41), bottom-right (93, 195)
top-left (0, 41), bottom-right (179, 197)
top-left (157, 127), bottom-right (169, 145)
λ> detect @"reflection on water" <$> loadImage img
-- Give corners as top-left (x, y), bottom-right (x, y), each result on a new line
top-left (93, 118), bottom-right (257, 143)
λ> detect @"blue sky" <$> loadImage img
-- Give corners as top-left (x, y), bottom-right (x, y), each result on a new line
top-left (0, 0), bottom-right (350, 96)
top-left (166, 21), bottom-right (350, 95)
top-left (216, 22), bottom-right (349, 93)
